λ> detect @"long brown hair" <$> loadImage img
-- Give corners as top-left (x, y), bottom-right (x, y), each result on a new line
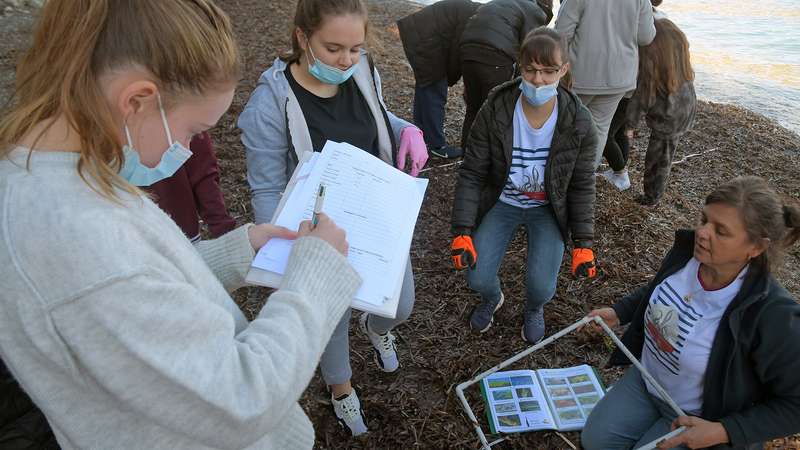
top-left (706, 176), bottom-right (800, 273)
top-left (637, 19), bottom-right (694, 108)
top-left (282, 0), bottom-right (369, 65)
top-left (0, 0), bottom-right (241, 201)
top-left (519, 27), bottom-right (572, 90)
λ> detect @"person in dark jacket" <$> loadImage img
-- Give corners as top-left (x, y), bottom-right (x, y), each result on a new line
top-left (398, 0), bottom-right (480, 159)
top-left (582, 176), bottom-right (800, 450)
top-left (451, 28), bottom-right (597, 344)
top-left (458, 0), bottom-right (553, 151)
top-left (144, 131), bottom-right (237, 241)
top-left (603, 19), bottom-right (696, 205)
top-left (0, 359), bottom-right (58, 450)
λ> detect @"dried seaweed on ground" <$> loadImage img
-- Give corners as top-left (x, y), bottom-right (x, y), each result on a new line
top-left (2, 1), bottom-right (798, 448)
top-left (213, 1), bottom-right (800, 448)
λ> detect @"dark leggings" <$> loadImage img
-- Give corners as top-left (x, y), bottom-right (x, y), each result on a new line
top-left (602, 98), bottom-right (631, 172)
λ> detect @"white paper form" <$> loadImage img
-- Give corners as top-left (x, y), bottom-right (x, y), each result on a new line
top-left (251, 141), bottom-right (427, 307)
top-left (250, 153), bottom-right (320, 273)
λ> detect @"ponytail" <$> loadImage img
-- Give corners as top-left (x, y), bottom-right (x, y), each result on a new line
top-left (706, 176), bottom-right (799, 273)
top-left (782, 203), bottom-right (800, 248)
top-left (0, 0), bottom-right (240, 202)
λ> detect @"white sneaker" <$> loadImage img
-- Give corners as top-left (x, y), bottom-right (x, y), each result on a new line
top-left (332, 389), bottom-right (368, 436)
top-left (600, 169), bottom-right (631, 191)
top-left (359, 313), bottom-right (399, 372)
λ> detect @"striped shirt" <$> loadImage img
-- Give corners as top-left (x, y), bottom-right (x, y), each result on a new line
top-left (498, 96), bottom-right (556, 209)
top-left (642, 257), bottom-right (748, 414)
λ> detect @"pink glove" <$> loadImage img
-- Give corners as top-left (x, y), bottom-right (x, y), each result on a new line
top-left (397, 127), bottom-right (428, 177)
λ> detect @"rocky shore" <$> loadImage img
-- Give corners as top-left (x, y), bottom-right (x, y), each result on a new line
top-left (1, 1), bottom-right (799, 448)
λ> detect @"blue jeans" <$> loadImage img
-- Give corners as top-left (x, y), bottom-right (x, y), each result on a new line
top-left (413, 78), bottom-right (448, 149)
top-left (466, 201), bottom-right (564, 311)
top-left (582, 367), bottom-right (689, 450)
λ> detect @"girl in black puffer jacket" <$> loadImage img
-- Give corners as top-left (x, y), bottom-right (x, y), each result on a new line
top-left (450, 27), bottom-right (597, 344)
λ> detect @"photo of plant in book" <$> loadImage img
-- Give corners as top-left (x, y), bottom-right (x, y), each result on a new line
top-left (497, 414), bottom-right (522, 427)
top-left (492, 389), bottom-right (513, 401)
top-left (548, 387), bottom-right (572, 398)
top-left (568, 374), bottom-right (591, 384)
top-left (488, 378), bottom-right (512, 388)
top-left (545, 377), bottom-right (567, 386)
top-left (519, 400), bottom-right (541, 412)
top-left (572, 383), bottom-right (596, 395)
top-left (554, 398), bottom-right (577, 409)
top-left (578, 394), bottom-right (601, 405)
top-left (510, 375), bottom-right (534, 386)
top-left (515, 387), bottom-right (533, 398)
top-left (494, 402), bottom-right (517, 413)
top-left (558, 409), bottom-right (583, 421)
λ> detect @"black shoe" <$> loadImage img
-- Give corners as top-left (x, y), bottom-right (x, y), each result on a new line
top-left (429, 145), bottom-right (463, 159)
top-left (636, 194), bottom-right (658, 206)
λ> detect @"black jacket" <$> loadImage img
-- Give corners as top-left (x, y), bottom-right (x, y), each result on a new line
top-left (0, 359), bottom-right (58, 450)
top-left (611, 230), bottom-right (800, 449)
top-left (459, 0), bottom-right (552, 64)
top-left (451, 80), bottom-right (597, 248)
top-left (397, 0), bottom-right (480, 87)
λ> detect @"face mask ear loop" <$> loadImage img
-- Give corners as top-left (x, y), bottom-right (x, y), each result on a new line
top-left (156, 94), bottom-right (174, 146)
top-left (124, 123), bottom-right (134, 148)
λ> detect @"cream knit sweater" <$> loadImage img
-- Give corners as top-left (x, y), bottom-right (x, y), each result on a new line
top-left (0, 148), bottom-right (360, 449)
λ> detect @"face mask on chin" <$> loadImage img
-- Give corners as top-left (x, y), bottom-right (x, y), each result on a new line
top-left (119, 95), bottom-right (192, 187)
top-left (305, 41), bottom-right (360, 85)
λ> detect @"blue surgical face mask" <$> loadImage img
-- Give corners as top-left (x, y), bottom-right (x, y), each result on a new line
top-left (305, 45), bottom-right (359, 85)
top-left (519, 79), bottom-right (559, 106)
top-left (119, 96), bottom-right (192, 186)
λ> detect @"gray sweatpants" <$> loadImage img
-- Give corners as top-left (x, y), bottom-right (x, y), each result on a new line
top-left (578, 93), bottom-right (626, 169)
top-left (319, 257), bottom-right (416, 385)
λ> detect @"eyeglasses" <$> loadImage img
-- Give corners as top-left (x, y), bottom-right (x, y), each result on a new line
top-left (522, 65), bottom-right (563, 77)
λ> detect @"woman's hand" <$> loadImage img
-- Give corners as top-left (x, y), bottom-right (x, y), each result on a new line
top-left (248, 224), bottom-right (298, 251)
top-left (397, 126), bottom-right (428, 177)
top-left (657, 416), bottom-right (730, 449)
top-left (298, 213), bottom-right (349, 256)
top-left (625, 128), bottom-right (635, 140)
top-left (581, 307), bottom-right (620, 332)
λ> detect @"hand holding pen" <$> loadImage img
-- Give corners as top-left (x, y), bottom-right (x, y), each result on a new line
top-left (298, 184), bottom-right (349, 255)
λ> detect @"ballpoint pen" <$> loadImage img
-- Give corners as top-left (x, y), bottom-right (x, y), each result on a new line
top-left (312, 184), bottom-right (326, 228)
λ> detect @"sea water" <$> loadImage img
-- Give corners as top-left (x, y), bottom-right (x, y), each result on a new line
top-left (410, 0), bottom-right (800, 134)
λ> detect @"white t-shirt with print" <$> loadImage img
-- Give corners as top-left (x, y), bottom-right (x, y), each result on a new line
top-left (642, 257), bottom-right (748, 415)
top-left (498, 96), bottom-right (556, 208)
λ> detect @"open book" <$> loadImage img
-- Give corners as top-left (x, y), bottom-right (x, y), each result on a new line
top-left (480, 364), bottom-right (606, 433)
top-left (246, 141), bottom-right (428, 319)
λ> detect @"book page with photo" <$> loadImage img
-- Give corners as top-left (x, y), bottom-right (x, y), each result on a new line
top-left (480, 369), bottom-right (556, 434)
top-left (536, 365), bottom-right (606, 431)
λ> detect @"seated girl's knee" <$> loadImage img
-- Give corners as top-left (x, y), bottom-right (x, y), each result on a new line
top-left (580, 419), bottom-right (604, 450)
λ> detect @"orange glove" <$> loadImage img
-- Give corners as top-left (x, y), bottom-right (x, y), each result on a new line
top-left (572, 248), bottom-right (596, 278)
top-left (451, 235), bottom-right (477, 270)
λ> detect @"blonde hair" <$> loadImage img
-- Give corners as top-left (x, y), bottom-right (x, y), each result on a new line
top-left (0, 0), bottom-right (241, 201)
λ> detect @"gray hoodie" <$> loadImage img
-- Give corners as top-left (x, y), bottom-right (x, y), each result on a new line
top-left (555, 0), bottom-right (656, 95)
top-left (238, 58), bottom-right (412, 225)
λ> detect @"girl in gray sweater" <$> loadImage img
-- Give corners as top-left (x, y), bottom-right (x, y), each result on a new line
top-left (0, 1), bottom-right (360, 449)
